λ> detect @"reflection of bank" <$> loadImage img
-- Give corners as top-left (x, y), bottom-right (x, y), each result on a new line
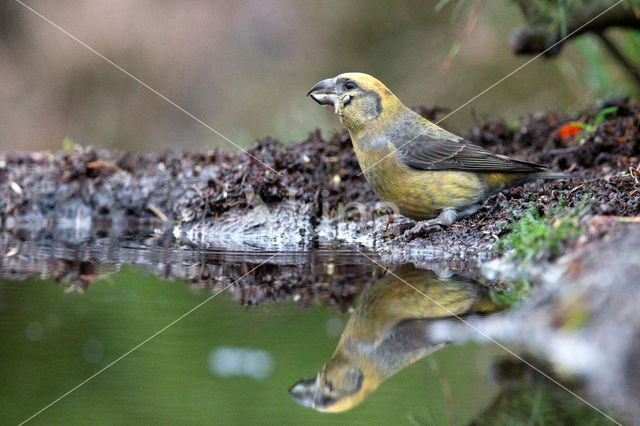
top-left (289, 263), bottom-right (497, 412)
top-left (472, 357), bottom-right (608, 425)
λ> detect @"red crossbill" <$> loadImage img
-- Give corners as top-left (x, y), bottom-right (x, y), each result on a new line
top-left (289, 264), bottom-right (496, 412)
top-left (307, 73), bottom-right (569, 233)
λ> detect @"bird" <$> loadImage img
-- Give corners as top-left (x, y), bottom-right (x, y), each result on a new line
top-left (288, 263), bottom-right (497, 412)
top-left (307, 73), bottom-right (569, 235)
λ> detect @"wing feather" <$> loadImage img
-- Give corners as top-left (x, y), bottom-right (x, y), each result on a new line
top-left (394, 130), bottom-right (546, 173)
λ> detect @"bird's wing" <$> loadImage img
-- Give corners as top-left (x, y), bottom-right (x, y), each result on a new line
top-left (394, 129), bottom-right (546, 173)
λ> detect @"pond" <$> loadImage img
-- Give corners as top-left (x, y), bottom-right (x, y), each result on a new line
top-left (0, 231), bottom-right (605, 425)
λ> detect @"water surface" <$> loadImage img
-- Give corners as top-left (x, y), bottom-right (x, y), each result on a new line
top-left (0, 232), bottom-right (524, 425)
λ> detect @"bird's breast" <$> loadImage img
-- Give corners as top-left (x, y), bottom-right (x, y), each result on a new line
top-left (351, 137), bottom-right (486, 220)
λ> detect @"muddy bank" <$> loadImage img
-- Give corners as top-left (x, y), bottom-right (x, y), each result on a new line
top-left (0, 231), bottom-right (379, 310)
top-left (436, 225), bottom-right (640, 422)
top-left (0, 231), bottom-right (487, 311)
top-left (1, 100), bottom-right (639, 260)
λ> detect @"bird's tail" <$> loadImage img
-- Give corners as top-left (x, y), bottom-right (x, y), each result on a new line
top-left (533, 171), bottom-right (574, 180)
top-left (505, 170), bottom-right (573, 188)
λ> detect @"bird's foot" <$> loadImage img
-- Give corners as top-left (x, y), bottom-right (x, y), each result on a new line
top-left (388, 217), bottom-right (415, 234)
top-left (400, 219), bottom-right (445, 241)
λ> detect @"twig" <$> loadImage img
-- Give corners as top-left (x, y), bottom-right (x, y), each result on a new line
top-left (147, 203), bottom-right (169, 222)
top-left (613, 216), bottom-right (640, 223)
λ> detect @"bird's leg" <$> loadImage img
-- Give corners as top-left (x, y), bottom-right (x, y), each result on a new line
top-left (401, 209), bottom-right (458, 240)
top-left (457, 203), bottom-right (482, 219)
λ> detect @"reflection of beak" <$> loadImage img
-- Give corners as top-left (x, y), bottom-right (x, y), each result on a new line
top-left (307, 78), bottom-right (338, 106)
top-left (288, 377), bottom-right (318, 409)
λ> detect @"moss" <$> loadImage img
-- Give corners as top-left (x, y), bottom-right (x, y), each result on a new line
top-left (495, 196), bottom-right (593, 266)
top-left (490, 279), bottom-right (531, 308)
top-left (489, 196), bottom-right (593, 307)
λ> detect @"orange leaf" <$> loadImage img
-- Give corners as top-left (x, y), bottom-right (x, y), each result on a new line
top-left (556, 123), bottom-right (582, 139)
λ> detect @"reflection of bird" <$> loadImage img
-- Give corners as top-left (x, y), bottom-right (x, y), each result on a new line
top-left (307, 73), bottom-right (569, 234)
top-left (289, 264), bottom-right (497, 412)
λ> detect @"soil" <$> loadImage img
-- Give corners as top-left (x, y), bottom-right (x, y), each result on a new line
top-left (1, 99), bottom-right (638, 257)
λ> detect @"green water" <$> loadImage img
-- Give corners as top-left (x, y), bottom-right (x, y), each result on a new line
top-left (0, 259), bottom-right (503, 425)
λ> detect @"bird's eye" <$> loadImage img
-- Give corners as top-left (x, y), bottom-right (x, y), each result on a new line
top-left (324, 381), bottom-right (333, 392)
top-left (345, 81), bottom-right (356, 90)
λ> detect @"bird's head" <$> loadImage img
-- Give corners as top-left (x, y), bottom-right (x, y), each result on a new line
top-left (307, 73), bottom-right (402, 133)
top-left (289, 351), bottom-right (378, 413)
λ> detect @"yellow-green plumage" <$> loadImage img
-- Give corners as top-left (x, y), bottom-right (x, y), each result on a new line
top-left (308, 72), bottom-right (569, 226)
top-left (356, 142), bottom-right (486, 220)
top-left (289, 264), bottom-right (497, 412)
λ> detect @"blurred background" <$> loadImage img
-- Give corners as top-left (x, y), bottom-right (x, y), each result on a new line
top-left (0, 0), bottom-right (638, 152)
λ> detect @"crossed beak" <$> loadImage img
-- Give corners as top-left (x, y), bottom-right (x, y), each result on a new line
top-left (307, 78), bottom-right (338, 106)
